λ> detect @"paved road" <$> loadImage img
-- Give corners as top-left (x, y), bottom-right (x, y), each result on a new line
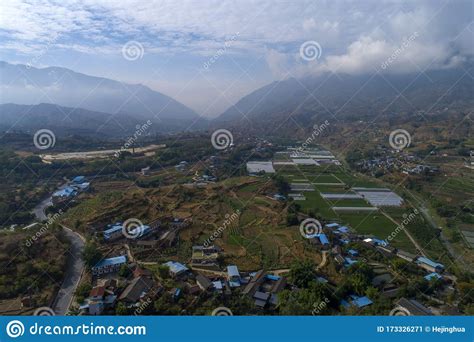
top-left (53, 226), bottom-right (85, 315)
top-left (32, 196), bottom-right (53, 221)
top-left (31, 189), bottom-right (86, 315)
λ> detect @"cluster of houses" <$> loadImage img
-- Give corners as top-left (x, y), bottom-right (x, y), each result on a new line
top-left (52, 176), bottom-right (90, 205)
top-left (402, 164), bottom-right (439, 175)
top-left (314, 221), bottom-right (446, 282)
top-left (356, 152), bottom-right (438, 176)
top-left (303, 221), bottom-right (448, 311)
top-left (82, 255), bottom-right (162, 315)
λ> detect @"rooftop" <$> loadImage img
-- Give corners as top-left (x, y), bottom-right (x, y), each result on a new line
top-left (163, 261), bottom-right (188, 275)
top-left (246, 161), bottom-right (275, 174)
top-left (227, 265), bottom-right (240, 277)
top-left (417, 257), bottom-right (444, 269)
top-left (94, 255), bottom-right (127, 269)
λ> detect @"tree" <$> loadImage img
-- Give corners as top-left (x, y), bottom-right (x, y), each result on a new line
top-left (278, 282), bottom-right (335, 315)
top-left (115, 302), bottom-right (129, 315)
top-left (82, 241), bottom-right (103, 269)
top-left (157, 265), bottom-right (170, 279)
top-left (118, 264), bottom-right (131, 278)
top-left (289, 260), bottom-right (316, 288)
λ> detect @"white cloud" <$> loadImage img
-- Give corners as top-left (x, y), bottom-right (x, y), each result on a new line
top-left (0, 0), bottom-right (472, 115)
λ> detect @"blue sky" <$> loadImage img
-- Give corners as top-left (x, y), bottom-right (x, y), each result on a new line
top-left (0, 0), bottom-right (472, 116)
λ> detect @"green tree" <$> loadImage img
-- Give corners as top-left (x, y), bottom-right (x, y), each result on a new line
top-left (82, 241), bottom-right (103, 269)
top-left (289, 260), bottom-right (316, 288)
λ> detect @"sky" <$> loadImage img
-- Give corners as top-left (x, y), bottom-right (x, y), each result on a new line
top-left (0, 0), bottom-right (472, 117)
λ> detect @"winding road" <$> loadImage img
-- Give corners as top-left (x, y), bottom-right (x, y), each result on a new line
top-left (53, 226), bottom-right (85, 315)
top-left (32, 191), bottom-right (85, 315)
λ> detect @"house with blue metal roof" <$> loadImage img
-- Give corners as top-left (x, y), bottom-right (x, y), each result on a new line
top-left (416, 257), bottom-right (444, 273)
top-left (227, 265), bottom-right (241, 287)
top-left (337, 226), bottom-right (350, 234)
top-left (315, 233), bottom-right (329, 247)
top-left (350, 295), bottom-right (373, 308)
top-left (348, 249), bottom-right (359, 257)
top-left (92, 255), bottom-right (127, 276)
top-left (72, 176), bottom-right (86, 184)
top-left (424, 272), bottom-right (442, 282)
top-left (163, 261), bottom-right (189, 278)
top-left (52, 186), bottom-right (78, 204)
top-left (103, 223), bottom-right (123, 241)
top-left (341, 295), bottom-right (373, 309)
top-left (128, 225), bottom-right (151, 239)
top-left (344, 257), bottom-right (358, 267)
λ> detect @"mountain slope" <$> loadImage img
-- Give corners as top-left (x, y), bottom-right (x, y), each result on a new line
top-left (217, 66), bottom-right (474, 127)
top-left (0, 103), bottom-right (142, 137)
top-left (0, 61), bottom-right (201, 127)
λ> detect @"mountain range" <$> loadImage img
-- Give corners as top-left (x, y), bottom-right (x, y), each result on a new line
top-left (0, 61), bottom-right (206, 135)
top-left (217, 65), bottom-right (474, 131)
top-left (1, 60), bottom-right (473, 137)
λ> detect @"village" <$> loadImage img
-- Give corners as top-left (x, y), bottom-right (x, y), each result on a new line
top-left (59, 144), bottom-right (457, 317)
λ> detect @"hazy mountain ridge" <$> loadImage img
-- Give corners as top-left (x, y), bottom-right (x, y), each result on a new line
top-left (216, 66), bottom-right (474, 127)
top-left (0, 103), bottom-right (143, 137)
top-left (0, 61), bottom-right (201, 123)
